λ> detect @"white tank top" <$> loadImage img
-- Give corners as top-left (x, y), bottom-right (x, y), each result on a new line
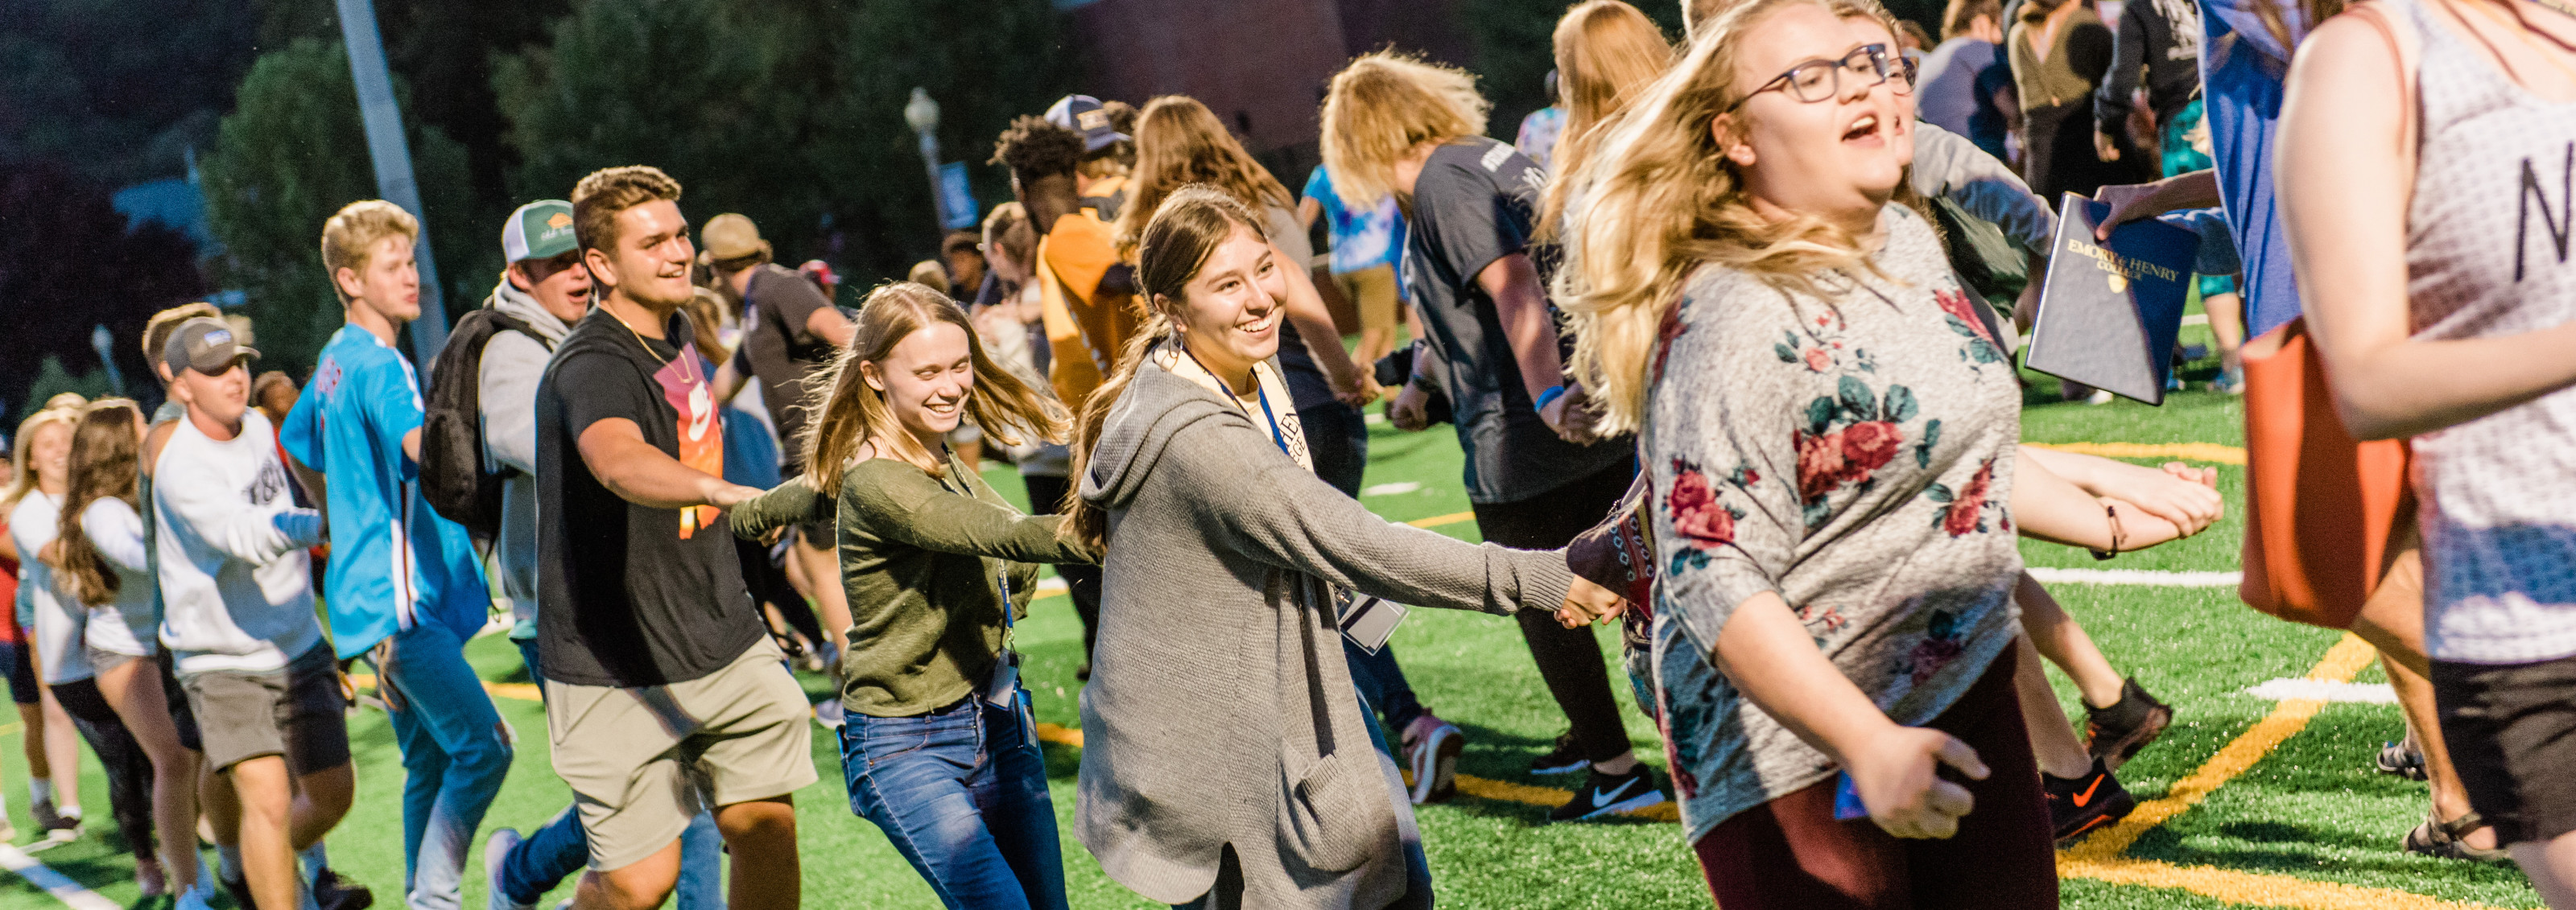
top-left (2396, 0), bottom-right (2576, 664)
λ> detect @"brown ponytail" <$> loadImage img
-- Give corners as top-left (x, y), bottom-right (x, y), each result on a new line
top-left (1063, 185), bottom-right (1269, 554)
top-left (57, 400), bottom-right (143, 608)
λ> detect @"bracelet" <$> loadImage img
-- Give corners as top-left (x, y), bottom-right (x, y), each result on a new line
top-left (2088, 500), bottom-right (2127, 561)
top-left (1534, 385), bottom-right (1568, 410)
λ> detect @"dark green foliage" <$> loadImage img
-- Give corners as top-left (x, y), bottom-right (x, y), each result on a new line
top-left (1455, 0), bottom-right (1688, 146)
top-left (199, 39), bottom-right (479, 376)
top-left (492, 0), bottom-right (1068, 288)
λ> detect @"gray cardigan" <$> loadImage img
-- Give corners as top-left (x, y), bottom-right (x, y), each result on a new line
top-left (1075, 353), bottom-right (1575, 908)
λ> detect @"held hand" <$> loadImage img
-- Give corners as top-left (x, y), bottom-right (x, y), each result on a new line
top-left (1540, 384), bottom-right (1604, 445)
top-left (1388, 383), bottom-right (1432, 432)
top-left (1845, 725), bottom-right (1988, 839)
top-left (1555, 576), bottom-right (1629, 628)
top-left (2092, 170), bottom-right (2219, 241)
top-left (2093, 131), bottom-right (2121, 163)
top-left (2086, 460), bottom-right (2223, 537)
top-left (1335, 370), bottom-right (1385, 409)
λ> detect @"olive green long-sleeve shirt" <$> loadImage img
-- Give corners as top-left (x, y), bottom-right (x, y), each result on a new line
top-left (732, 451), bottom-right (1094, 717)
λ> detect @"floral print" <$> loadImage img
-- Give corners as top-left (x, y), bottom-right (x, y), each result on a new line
top-left (1639, 205), bottom-right (2023, 842)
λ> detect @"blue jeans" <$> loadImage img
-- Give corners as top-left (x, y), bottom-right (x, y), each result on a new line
top-left (376, 621), bottom-right (512, 910)
top-left (840, 693), bottom-right (1067, 910)
top-left (1344, 638), bottom-right (1425, 735)
top-left (502, 640), bottom-right (723, 909)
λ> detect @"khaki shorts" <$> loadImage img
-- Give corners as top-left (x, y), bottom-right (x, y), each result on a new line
top-left (181, 642), bottom-right (353, 775)
top-left (546, 637), bottom-right (816, 872)
top-left (1333, 264), bottom-right (1402, 338)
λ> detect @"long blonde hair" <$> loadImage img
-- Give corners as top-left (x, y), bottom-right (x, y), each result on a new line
top-left (1539, 1), bottom-right (1678, 241)
top-left (3, 403), bottom-right (85, 511)
top-left (1112, 96), bottom-right (1296, 253)
top-left (1318, 51), bottom-right (1492, 208)
top-left (800, 282), bottom-right (1066, 492)
top-left (57, 400), bottom-right (142, 607)
top-left (1063, 187), bottom-right (1269, 554)
top-left (1556, 0), bottom-right (1905, 436)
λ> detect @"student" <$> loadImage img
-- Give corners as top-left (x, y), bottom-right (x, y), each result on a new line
top-left (155, 317), bottom-right (361, 910)
top-left (2008, 0), bottom-right (2136, 202)
top-left (1068, 185), bottom-right (1598, 910)
top-left (1552, 0), bottom-right (2060, 901)
top-left (2279, 0), bottom-right (2576, 896)
top-left (732, 282), bottom-right (1084, 910)
top-left (1116, 96), bottom-right (1471, 804)
top-left (1918, 0), bottom-right (2016, 159)
top-left (990, 116), bottom-right (1141, 677)
top-left (138, 303), bottom-right (257, 907)
top-left (1046, 94), bottom-right (1136, 222)
top-left (471, 200), bottom-right (728, 910)
top-left (700, 212), bottom-right (857, 652)
top-left (281, 200), bottom-right (508, 910)
top-left (0, 448), bottom-right (21, 843)
top-left (56, 399), bottom-right (210, 904)
top-left (1296, 164), bottom-right (1407, 369)
top-left (538, 165), bottom-right (811, 910)
top-left (2, 405), bottom-right (86, 844)
top-left (1322, 51), bottom-right (1665, 821)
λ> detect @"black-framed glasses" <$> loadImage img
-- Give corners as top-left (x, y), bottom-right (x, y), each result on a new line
top-left (1725, 43), bottom-right (1917, 112)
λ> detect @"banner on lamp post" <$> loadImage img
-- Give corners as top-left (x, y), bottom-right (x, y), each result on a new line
top-left (939, 163), bottom-right (980, 231)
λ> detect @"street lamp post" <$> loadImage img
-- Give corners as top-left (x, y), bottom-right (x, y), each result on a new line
top-left (904, 88), bottom-right (946, 237)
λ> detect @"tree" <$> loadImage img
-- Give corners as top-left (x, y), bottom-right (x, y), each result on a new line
top-left (20, 356), bottom-right (115, 419)
top-left (493, 0), bottom-right (1067, 289)
top-left (199, 38), bottom-right (480, 375)
top-left (0, 162), bottom-right (205, 418)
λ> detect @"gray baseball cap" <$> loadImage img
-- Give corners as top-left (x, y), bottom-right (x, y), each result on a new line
top-left (163, 317), bottom-right (259, 376)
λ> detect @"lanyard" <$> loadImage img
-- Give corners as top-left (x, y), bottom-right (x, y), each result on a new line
top-left (1183, 346), bottom-right (1290, 456)
top-left (933, 447), bottom-right (1020, 645)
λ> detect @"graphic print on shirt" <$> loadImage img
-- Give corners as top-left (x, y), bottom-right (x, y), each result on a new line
top-left (246, 455), bottom-right (288, 506)
top-left (655, 343), bottom-right (724, 538)
top-left (2519, 143), bottom-right (2572, 282)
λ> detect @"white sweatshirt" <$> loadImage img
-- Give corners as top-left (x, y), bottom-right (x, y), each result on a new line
top-left (152, 410), bottom-right (326, 676)
top-left (9, 492), bottom-right (91, 683)
top-left (79, 497), bottom-right (160, 657)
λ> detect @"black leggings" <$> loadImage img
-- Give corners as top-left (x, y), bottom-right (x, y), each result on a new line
top-left (1472, 460), bottom-right (1639, 764)
top-left (50, 675), bottom-right (155, 856)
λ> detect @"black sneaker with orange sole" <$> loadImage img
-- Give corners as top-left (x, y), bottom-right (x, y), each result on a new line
top-left (2083, 677), bottom-right (2173, 772)
top-left (2046, 758), bottom-right (2136, 845)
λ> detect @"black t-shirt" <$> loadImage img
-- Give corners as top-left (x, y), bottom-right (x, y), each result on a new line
top-left (731, 263), bottom-right (836, 470)
top-left (1400, 136), bottom-right (1632, 504)
top-left (537, 307), bottom-right (763, 688)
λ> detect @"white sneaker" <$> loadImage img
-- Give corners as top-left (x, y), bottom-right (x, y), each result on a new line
top-left (811, 699), bottom-right (846, 729)
top-left (1402, 715), bottom-right (1463, 805)
top-left (2086, 389), bottom-right (2116, 406)
top-left (485, 827), bottom-right (535, 910)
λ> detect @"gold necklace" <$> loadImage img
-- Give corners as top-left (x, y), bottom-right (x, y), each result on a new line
top-left (605, 304), bottom-right (702, 385)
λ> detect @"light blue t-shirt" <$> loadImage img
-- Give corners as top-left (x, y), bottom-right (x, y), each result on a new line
top-left (2197, 0), bottom-right (2306, 337)
top-left (280, 326), bottom-right (489, 657)
top-left (1301, 166), bottom-right (1407, 277)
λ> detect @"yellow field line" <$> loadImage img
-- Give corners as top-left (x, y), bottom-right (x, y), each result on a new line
top-left (1406, 511), bottom-right (1475, 529)
top-left (2026, 442), bottom-right (2247, 465)
top-left (2062, 855), bottom-right (2508, 909)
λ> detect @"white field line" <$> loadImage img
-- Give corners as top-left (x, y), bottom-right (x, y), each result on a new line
top-left (2244, 678), bottom-right (2399, 704)
top-left (1038, 576), bottom-right (1067, 594)
top-left (2182, 314), bottom-right (2211, 327)
top-left (2027, 567), bottom-right (2244, 587)
top-left (1361, 481), bottom-right (1422, 497)
top-left (0, 843), bottom-right (121, 910)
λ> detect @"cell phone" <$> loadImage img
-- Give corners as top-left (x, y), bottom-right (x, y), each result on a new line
top-left (1834, 771), bottom-right (1868, 821)
top-left (1338, 595), bottom-right (1410, 655)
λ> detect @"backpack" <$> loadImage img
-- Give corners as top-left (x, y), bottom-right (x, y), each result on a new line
top-left (421, 307), bottom-right (549, 541)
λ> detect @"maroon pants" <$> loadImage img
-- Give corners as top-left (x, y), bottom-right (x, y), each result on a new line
top-left (1691, 647), bottom-right (2058, 909)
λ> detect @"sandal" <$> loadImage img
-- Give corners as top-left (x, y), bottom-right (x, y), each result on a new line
top-left (2403, 809), bottom-right (2510, 863)
top-left (2376, 739), bottom-right (2428, 781)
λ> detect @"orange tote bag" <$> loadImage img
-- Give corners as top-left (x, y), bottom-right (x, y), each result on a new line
top-left (2237, 316), bottom-right (2414, 630)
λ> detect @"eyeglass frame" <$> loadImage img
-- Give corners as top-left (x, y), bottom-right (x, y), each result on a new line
top-left (1722, 43), bottom-right (1918, 113)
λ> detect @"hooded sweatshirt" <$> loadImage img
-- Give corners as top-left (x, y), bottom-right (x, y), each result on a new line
top-left (1073, 347), bottom-right (1573, 908)
top-left (478, 276), bottom-right (576, 638)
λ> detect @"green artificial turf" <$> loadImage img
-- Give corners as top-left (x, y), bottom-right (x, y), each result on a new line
top-left (0, 355), bottom-right (2541, 909)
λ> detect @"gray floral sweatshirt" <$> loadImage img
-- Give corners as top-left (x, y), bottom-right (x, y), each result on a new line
top-left (1644, 204), bottom-right (2025, 838)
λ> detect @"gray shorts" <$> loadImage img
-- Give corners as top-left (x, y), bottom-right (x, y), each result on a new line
top-left (180, 642), bottom-right (352, 775)
top-left (547, 637), bottom-right (816, 872)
